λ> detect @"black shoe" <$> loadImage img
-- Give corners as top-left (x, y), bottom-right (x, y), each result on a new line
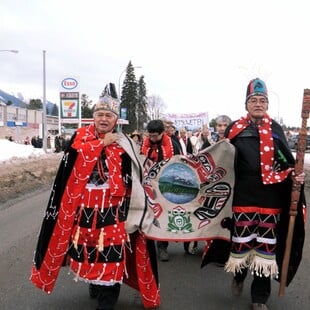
top-left (158, 247), bottom-right (169, 261)
top-left (89, 283), bottom-right (99, 298)
top-left (184, 241), bottom-right (198, 255)
top-left (96, 283), bottom-right (120, 310)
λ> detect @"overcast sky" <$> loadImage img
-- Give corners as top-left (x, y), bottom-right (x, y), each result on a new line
top-left (1, 0), bottom-right (310, 127)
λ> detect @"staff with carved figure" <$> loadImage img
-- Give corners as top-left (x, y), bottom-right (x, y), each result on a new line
top-left (278, 89), bottom-right (310, 296)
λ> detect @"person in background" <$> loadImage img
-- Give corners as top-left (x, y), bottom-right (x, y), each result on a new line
top-left (47, 136), bottom-right (51, 149)
top-left (54, 135), bottom-right (61, 153)
top-left (285, 130), bottom-right (292, 141)
top-left (190, 129), bottom-right (199, 153)
top-left (178, 127), bottom-right (198, 254)
top-left (179, 127), bottom-right (194, 155)
top-left (31, 83), bottom-right (159, 310)
top-left (164, 121), bottom-right (182, 154)
top-left (130, 130), bottom-right (142, 146)
top-left (31, 136), bottom-right (37, 147)
top-left (34, 136), bottom-right (43, 148)
top-left (201, 114), bottom-right (233, 267)
top-left (224, 78), bottom-right (306, 310)
top-left (141, 119), bottom-right (182, 261)
top-left (186, 130), bottom-right (195, 149)
top-left (194, 124), bottom-right (213, 153)
top-left (212, 115), bottom-right (232, 142)
top-left (24, 136), bottom-right (31, 145)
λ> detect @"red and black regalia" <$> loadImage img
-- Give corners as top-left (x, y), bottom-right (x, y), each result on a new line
top-left (141, 132), bottom-right (175, 161)
top-left (224, 113), bottom-right (306, 285)
top-left (30, 124), bottom-right (160, 308)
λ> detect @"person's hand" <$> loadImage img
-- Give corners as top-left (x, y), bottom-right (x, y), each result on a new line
top-left (101, 132), bottom-right (118, 146)
top-left (292, 171), bottom-right (305, 184)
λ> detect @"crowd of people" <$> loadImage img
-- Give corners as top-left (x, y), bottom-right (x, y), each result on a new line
top-left (4, 132), bottom-right (73, 153)
top-left (30, 79), bottom-right (306, 310)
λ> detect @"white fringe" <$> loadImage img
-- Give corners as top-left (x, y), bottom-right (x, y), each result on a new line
top-left (249, 254), bottom-right (279, 279)
top-left (224, 249), bottom-right (279, 279)
top-left (224, 250), bottom-right (254, 275)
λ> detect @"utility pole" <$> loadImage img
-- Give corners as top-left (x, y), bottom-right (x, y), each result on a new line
top-left (42, 50), bottom-right (47, 152)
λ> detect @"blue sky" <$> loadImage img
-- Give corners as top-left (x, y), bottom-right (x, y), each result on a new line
top-left (1, 0), bottom-right (310, 126)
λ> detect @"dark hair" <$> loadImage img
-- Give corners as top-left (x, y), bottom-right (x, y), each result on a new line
top-left (146, 119), bottom-right (165, 134)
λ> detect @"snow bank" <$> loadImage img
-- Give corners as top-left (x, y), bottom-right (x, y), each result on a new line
top-left (0, 139), bottom-right (46, 162)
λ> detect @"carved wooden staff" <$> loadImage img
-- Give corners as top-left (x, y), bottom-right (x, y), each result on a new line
top-left (278, 89), bottom-right (310, 296)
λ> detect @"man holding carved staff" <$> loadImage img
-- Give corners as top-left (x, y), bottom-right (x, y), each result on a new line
top-left (224, 78), bottom-right (306, 310)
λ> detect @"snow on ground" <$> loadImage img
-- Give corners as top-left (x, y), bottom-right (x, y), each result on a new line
top-left (0, 139), bottom-right (46, 162)
top-left (0, 138), bottom-right (310, 164)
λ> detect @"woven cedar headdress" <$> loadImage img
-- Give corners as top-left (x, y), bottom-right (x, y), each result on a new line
top-left (94, 83), bottom-right (120, 116)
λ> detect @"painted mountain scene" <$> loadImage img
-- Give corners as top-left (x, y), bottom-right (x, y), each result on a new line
top-left (158, 163), bottom-right (199, 204)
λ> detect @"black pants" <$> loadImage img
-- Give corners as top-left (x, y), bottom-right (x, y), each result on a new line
top-left (157, 241), bottom-right (169, 249)
top-left (96, 283), bottom-right (121, 310)
top-left (234, 269), bottom-right (271, 304)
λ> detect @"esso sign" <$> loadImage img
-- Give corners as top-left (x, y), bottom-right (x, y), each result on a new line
top-left (61, 78), bottom-right (78, 90)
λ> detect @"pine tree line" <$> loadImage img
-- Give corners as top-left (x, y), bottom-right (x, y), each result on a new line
top-left (15, 60), bottom-right (167, 132)
top-left (120, 61), bottom-right (148, 133)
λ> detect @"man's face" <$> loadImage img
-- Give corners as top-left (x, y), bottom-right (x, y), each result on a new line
top-left (165, 125), bottom-right (175, 137)
top-left (202, 127), bottom-right (209, 137)
top-left (216, 122), bottom-right (229, 138)
top-left (132, 135), bottom-right (139, 142)
top-left (180, 130), bottom-right (186, 138)
top-left (246, 95), bottom-right (268, 120)
top-left (94, 110), bottom-right (117, 134)
top-left (148, 132), bottom-right (163, 143)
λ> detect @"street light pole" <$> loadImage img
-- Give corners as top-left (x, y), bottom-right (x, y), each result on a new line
top-left (269, 90), bottom-right (280, 124)
top-left (42, 50), bottom-right (47, 152)
top-left (118, 68), bottom-right (127, 99)
top-left (0, 49), bottom-right (19, 141)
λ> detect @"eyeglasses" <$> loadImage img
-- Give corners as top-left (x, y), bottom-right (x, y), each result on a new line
top-left (95, 111), bottom-right (116, 119)
top-left (248, 97), bottom-right (268, 105)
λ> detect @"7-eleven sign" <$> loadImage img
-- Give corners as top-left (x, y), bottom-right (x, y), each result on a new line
top-left (60, 98), bottom-right (79, 118)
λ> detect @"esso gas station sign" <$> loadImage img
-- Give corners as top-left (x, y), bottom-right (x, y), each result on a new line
top-left (60, 77), bottom-right (80, 123)
top-left (61, 77), bottom-right (78, 90)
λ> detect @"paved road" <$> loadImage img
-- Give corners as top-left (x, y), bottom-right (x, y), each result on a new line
top-left (0, 188), bottom-right (309, 310)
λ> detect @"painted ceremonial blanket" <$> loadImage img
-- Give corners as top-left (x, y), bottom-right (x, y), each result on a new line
top-left (141, 140), bottom-right (235, 242)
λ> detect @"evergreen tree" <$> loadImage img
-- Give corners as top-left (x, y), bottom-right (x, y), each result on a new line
top-left (81, 94), bottom-right (93, 118)
top-left (51, 103), bottom-right (59, 116)
top-left (28, 99), bottom-right (42, 110)
top-left (137, 75), bottom-right (148, 131)
top-left (120, 61), bottom-right (138, 133)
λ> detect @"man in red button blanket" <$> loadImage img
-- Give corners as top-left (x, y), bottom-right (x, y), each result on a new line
top-left (30, 83), bottom-right (160, 310)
